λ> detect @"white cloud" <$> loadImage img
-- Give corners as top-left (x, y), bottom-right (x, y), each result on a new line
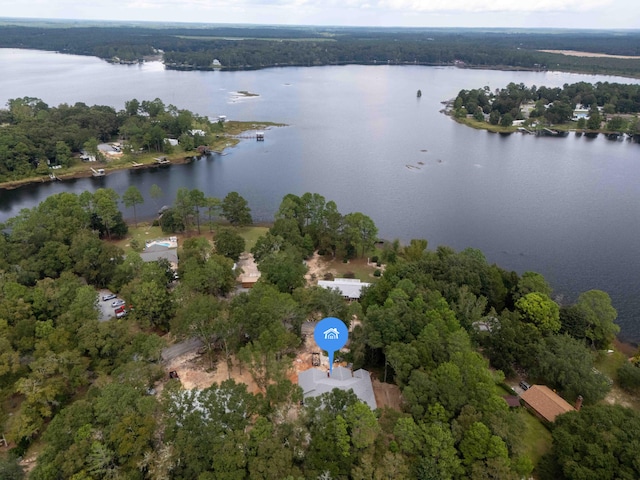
top-left (0, 0), bottom-right (633, 28)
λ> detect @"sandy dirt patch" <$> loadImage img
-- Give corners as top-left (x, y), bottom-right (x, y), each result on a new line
top-left (372, 379), bottom-right (404, 411)
top-left (539, 49), bottom-right (640, 59)
top-left (158, 350), bottom-right (261, 394)
top-left (604, 385), bottom-right (633, 408)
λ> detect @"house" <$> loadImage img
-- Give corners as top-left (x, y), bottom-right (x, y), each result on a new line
top-left (140, 237), bottom-right (179, 271)
top-left (164, 138), bottom-right (179, 147)
top-left (318, 278), bottom-right (371, 300)
top-left (519, 385), bottom-right (576, 423)
top-left (298, 366), bottom-right (377, 409)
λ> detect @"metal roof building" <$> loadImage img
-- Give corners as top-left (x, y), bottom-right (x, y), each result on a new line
top-left (318, 278), bottom-right (371, 300)
top-left (298, 366), bottom-right (377, 409)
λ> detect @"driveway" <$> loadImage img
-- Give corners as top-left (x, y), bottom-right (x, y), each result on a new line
top-left (96, 290), bottom-right (123, 322)
top-left (161, 337), bottom-right (204, 363)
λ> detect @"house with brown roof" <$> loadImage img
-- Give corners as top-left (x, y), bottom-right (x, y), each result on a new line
top-left (520, 385), bottom-right (576, 423)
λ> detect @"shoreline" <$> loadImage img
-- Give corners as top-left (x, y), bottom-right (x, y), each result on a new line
top-left (0, 122), bottom-right (284, 191)
top-left (0, 153), bottom-right (197, 190)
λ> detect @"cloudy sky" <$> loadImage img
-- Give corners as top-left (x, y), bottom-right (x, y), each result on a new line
top-left (1, 0), bottom-right (638, 29)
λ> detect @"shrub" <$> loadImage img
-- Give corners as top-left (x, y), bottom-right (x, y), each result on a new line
top-left (617, 362), bottom-right (640, 392)
top-left (374, 269), bottom-right (382, 277)
top-left (344, 272), bottom-right (355, 279)
top-left (370, 255), bottom-right (379, 263)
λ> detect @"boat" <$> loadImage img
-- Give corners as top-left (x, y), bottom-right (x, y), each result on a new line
top-left (91, 168), bottom-right (105, 177)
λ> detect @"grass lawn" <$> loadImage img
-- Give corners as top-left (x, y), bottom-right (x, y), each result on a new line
top-left (112, 223), bottom-right (165, 253)
top-left (316, 255), bottom-right (382, 282)
top-left (518, 409), bottom-right (553, 469)
top-left (235, 225), bottom-right (269, 251)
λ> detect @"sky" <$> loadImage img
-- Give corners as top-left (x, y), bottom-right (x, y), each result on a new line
top-left (1, 0), bottom-right (639, 30)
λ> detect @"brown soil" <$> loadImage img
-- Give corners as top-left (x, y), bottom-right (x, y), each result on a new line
top-left (304, 252), bottom-right (384, 284)
top-left (159, 351), bottom-right (261, 394)
top-left (372, 379), bottom-right (404, 411)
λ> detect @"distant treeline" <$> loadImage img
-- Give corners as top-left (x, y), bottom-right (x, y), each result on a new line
top-left (1, 22), bottom-right (640, 76)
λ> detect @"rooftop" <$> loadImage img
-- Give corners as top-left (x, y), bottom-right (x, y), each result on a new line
top-left (318, 278), bottom-right (371, 300)
top-left (298, 366), bottom-right (377, 409)
top-left (520, 385), bottom-right (575, 422)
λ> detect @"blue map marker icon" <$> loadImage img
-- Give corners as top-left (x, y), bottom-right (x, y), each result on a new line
top-left (314, 317), bottom-right (348, 374)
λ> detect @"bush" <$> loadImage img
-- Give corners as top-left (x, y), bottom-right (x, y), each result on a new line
top-left (344, 271), bottom-right (355, 279)
top-left (129, 238), bottom-right (143, 252)
top-left (374, 269), bottom-right (382, 277)
top-left (323, 273), bottom-right (334, 281)
top-left (370, 255), bottom-right (379, 263)
top-left (617, 361), bottom-right (640, 392)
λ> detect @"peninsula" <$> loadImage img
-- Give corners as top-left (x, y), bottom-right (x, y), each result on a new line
top-left (447, 81), bottom-right (640, 140)
top-left (0, 96), bottom-right (284, 189)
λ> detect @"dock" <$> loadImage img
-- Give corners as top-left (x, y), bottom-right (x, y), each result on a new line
top-left (153, 157), bottom-right (171, 166)
top-left (235, 131), bottom-right (265, 141)
top-left (131, 161), bottom-right (144, 168)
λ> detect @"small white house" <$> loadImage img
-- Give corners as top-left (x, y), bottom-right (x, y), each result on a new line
top-left (318, 278), bottom-right (371, 300)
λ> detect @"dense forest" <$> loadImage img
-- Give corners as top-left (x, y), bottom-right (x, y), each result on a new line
top-left (451, 81), bottom-right (640, 134)
top-left (1, 184), bottom-right (639, 479)
top-left (1, 21), bottom-right (640, 77)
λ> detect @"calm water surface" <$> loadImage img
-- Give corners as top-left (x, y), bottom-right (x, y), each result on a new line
top-left (1, 49), bottom-right (639, 341)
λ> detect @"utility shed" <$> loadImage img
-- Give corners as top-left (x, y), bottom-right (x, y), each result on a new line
top-left (520, 385), bottom-right (575, 423)
top-left (318, 278), bottom-right (371, 300)
top-left (298, 366), bottom-right (377, 409)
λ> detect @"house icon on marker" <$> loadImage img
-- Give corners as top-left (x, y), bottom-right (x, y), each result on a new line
top-left (323, 327), bottom-right (340, 340)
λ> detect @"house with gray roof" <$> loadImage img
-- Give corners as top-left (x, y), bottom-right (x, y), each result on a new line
top-left (318, 278), bottom-right (371, 300)
top-left (139, 237), bottom-right (179, 270)
top-left (298, 366), bottom-right (377, 409)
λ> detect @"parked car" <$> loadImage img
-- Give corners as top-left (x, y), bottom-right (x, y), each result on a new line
top-left (111, 299), bottom-right (126, 308)
top-left (116, 309), bottom-right (127, 319)
top-left (519, 381), bottom-right (531, 391)
top-left (102, 293), bottom-right (116, 301)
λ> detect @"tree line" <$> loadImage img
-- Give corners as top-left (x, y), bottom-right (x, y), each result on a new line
top-left (0, 189), bottom-right (639, 479)
top-left (2, 23), bottom-right (640, 77)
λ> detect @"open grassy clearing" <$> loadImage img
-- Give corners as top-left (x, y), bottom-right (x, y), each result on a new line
top-left (234, 226), bottom-right (269, 251)
top-left (518, 409), bottom-right (552, 468)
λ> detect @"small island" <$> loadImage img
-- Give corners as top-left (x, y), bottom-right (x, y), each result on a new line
top-left (0, 97), bottom-right (284, 189)
top-left (447, 81), bottom-right (640, 141)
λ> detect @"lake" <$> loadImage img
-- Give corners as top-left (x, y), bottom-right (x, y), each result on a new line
top-left (1, 48), bottom-right (639, 342)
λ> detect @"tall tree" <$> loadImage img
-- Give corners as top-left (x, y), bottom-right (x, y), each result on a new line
top-left (575, 290), bottom-right (619, 349)
top-left (221, 191), bottom-right (253, 226)
top-left (189, 188), bottom-right (206, 234)
top-left (92, 188), bottom-right (121, 240)
top-left (122, 185), bottom-right (144, 227)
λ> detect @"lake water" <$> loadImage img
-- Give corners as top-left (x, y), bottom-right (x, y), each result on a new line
top-left (1, 48), bottom-right (639, 342)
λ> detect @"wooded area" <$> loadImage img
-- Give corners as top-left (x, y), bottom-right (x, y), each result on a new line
top-left (1, 184), bottom-right (639, 479)
top-left (1, 22), bottom-right (640, 77)
top-left (0, 97), bottom-right (231, 183)
top-left (452, 81), bottom-right (640, 134)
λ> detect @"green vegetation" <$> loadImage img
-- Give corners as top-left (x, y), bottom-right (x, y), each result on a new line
top-left (0, 178), bottom-right (638, 479)
top-left (451, 81), bottom-right (640, 136)
top-left (2, 22), bottom-right (640, 77)
top-left (0, 97), bottom-right (281, 186)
